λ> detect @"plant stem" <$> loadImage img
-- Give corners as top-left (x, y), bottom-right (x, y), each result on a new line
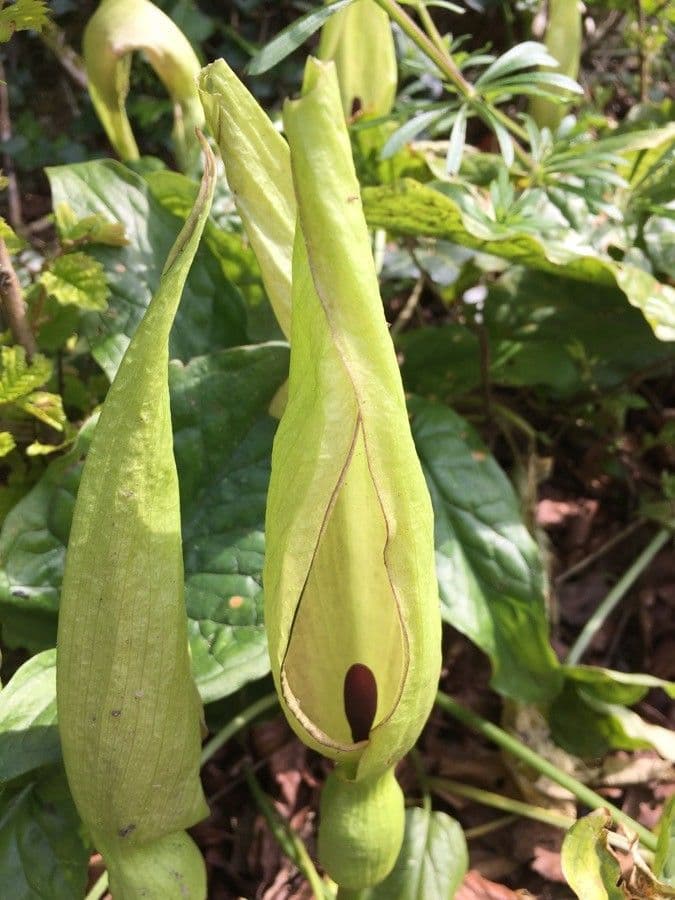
top-left (0, 237), bottom-right (38, 358)
top-left (84, 871), bottom-right (109, 900)
top-left (435, 692), bottom-right (658, 851)
top-left (200, 692), bottom-right (278, 765)
top-left (415, 0), bottom-right (448, 58)
top-left (566, 527), bottom-right (671, 666)
top-left (374, 0), bottom-right (473, 98)
top-left (245, 767), bottom-right (328, 898)
top-left (556, 518), bottom-right (645, 585)
top-left (430, 777), bottom-right (575, 830)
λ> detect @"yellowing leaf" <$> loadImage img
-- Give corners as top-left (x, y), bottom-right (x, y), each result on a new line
top-left (0, 346), bottom-right (52, 405)
top-left (54, 203), bottom-right (128, 249)
top-left (0, 216), bottom-right (26, 253)
top-left (18, 391), bottom-right (66, 431)
top-left (39, 252), bottom-right (109, 311)
top-left (0, 432), bottom-right (16, 457)
top-left (561, 810), bottom-right (624, 900)
top-left (0, 0), bottom-right (49, 42)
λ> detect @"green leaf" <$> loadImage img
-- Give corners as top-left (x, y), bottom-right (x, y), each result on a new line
top-left (171, 343), bottom-right (290, 701)
top-left (0, 433), bottom-right (15, 457)
top-left (46, 160), bottom-right (247, 378)
top-left (38, 251), bottom-right (109, 311)
top-left (446, 105), bottom-right (468, 175)
top-left (18, 391), bottom-right (66, 431)
top-left (0, 650), bottom-right (59, 783)
top-left (410, 397), bottom-right (562, 703)
top-left (54, 203), bottom-right (128, 249)
top-left (363, 179), bottom-right (675, 340)
top-left (656, 796), bottom-right (675, 885)
top-left (0, 217), bottom-right (26, 253)
top-left (144, 170), bottom-right (277, 342)
top-left (0, 768), bottom-right (89, 899)
top-left (0, 345), bottom-right (289, 703)
top-left (0, 0), bottom-right (49, 42)
top-left (476, 42), bottom-right (560, 86)
top-left (0, 347), bottom-right (52, 406)
top-left (561, 810), bottom-right (624, 900)
top-left (247, 0), bottom-right (356, 75)
top-left (366, 807), bottom-right (468, 899)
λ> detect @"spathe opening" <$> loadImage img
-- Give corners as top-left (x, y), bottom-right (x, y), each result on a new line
top-left (281, 421), bottom-right (407, 751)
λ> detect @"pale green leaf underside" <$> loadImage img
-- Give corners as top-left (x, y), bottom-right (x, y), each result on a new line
top-left (561, 811), bottom-right (624, 900)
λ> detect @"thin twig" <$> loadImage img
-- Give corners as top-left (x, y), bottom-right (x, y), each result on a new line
top-left (0, 236), bottom-right (37, 358)
top-left (84, 871), bottom-right (109, 900)
top-left (566, 527), bottom-right (671, 665)
top-left (391, 273), bottom-right (424, 335)
top-left (634, 0), bottom-right (648, 102)
top-left (435, 691), bottom-right (658, 851)
top-left (39, 21), bottom-right (88, 90)
top-left (0, 56), bottom-right (22, 229)
top-left (555, 518), bottom-right (646, 585)
top-left (200, 692), bottom-right (278, 765)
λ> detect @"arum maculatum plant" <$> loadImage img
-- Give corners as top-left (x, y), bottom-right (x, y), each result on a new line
top-left (263, 58), bottom-right (442, 891)
top-left (83, 0), bottom-right (204, 172)
top-left (56, 136), bottom-right (216, 900)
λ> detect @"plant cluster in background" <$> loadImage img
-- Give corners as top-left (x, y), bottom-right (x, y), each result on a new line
top-left (0, 0), bottom-right (673, 897)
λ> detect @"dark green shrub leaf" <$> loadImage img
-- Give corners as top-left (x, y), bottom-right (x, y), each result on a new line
top-left (46, 160), bottom-right (247, 378)
top-left (410, 397), bottom-right (562, 703)
top-left (0, 768), bottom-right (88, 900)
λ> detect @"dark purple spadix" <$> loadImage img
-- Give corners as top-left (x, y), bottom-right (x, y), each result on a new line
top-left (344, 663), bottom-right (378, 743)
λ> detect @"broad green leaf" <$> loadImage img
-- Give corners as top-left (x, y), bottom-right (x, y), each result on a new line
top-left (54, 203), bottom-right (128, 249)
top-left (0, 649), bottom-right (59, 782)
top-left (564, 665), bottom-right (675, 705)
top-left (247, 0), bottom-right (356, 76)
top-left (171, 343), bottom-right (290, 701)
top-left (46, 159), bottom-right (247, 378)
top-left (580, 690), bottom-right (675, 762)
top-left (199, 59), bottom-right (294, 340)
top-left (363, 179), bottom-right (675, 340)
top-left (0, 347), bottom-right (52, 405)
top-left (0, 344), bottom-right (289, 699)
top-left (0, 433), bottom-right (15, 457)
top-left (56, 138), bottom-right (218, 898)
top-left (0, 768), bottom-right (88, 899)
top-left (410, 397), bottom-right (562, 703)
top-left (83, 0), bottom-right (204, 171)
top-left (144, 169), bottom-right (278, 342)
top-left (0, 0), bottom-right (49, 42)
top-left (561, 810), bottom-right (624, 900)
top-left (656, 796), bottom-right (675, 885)
top-left (366, 807), bottom-right (468, 899)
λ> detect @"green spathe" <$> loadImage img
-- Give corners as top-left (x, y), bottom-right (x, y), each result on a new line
top-left (318, 0), bottom-right (397, 118)
top-left (264, 58), bottom-right (441, 783)
top-left (83, 0), bottom-right (204, 171)
top-left (56, 138), bottom-right (216, 898)
top-left (198, 59), bottom-right (295, 340)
